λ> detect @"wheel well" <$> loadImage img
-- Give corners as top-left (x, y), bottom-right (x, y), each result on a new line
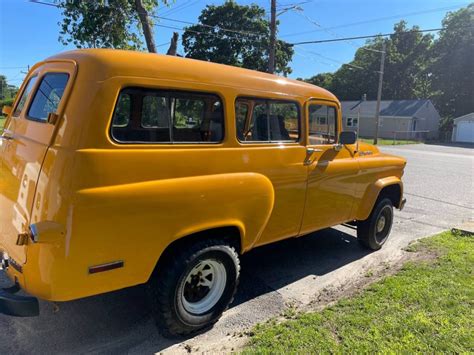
top-left (151, 226), bottom-right (242, 277)
top-left (379, 184), bottom-right (402, 208)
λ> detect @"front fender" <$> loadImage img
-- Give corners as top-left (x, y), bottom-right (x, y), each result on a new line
top-left (356, 177), bottom-right (403, 221)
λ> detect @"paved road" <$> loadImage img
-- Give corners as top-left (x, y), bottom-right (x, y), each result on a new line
top-left (1, 144), bottom-right (472, 354)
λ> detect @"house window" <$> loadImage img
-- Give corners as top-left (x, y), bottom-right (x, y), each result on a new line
top-left (347, 117), bottom-right (358, 127)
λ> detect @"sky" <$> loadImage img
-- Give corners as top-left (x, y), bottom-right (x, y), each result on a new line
top-left (0, 0), bottom-right (470, 87)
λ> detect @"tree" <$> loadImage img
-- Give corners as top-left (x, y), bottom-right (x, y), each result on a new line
top-left (182, 1), bottom-right (294, 75)
top-left (57, 0), bottom-right (170, 51)
top-left (329, 21), bottom-right (434, 101)
top-left (299, 72), bottom-right (334, 89)
top-left (0, 75), bottom-right (18, 100)
top-left (429, 4), bottom-right (474, 118)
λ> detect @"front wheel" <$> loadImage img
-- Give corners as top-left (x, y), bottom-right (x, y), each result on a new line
top-left (147, 239), bottom-right (240, 337)
top-left (357, 198), bottom-right (394, 250)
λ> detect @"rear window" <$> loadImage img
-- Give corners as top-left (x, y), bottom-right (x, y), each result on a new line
top-left (111, 88), bottom-right (224, 144)
top-left (27, 73), bottom-right (69, 122)
top-left (13, 76), bottom-right (38, 117)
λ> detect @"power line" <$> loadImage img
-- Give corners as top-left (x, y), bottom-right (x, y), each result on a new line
top-left (293, 11), bottom-right (384, 53)
top-left (290, 26), bottom-right (473, 46)
top-left (0, 66), bottom-right (29, 69)
top-left (30, 0), bottom-right (265, 40)
top-left (160, 0), bottom-right (201, 17)
top-left (281, 3), bottom-right (470, 38)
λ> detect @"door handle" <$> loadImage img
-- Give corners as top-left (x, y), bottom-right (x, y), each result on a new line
top-left (304, 147), bottom-right (323, 165)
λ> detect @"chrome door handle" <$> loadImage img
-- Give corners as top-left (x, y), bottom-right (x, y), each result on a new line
top-left (304, 147), bottom-right (323, 165)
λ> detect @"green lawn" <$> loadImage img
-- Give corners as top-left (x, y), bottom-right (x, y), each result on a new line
top-left (245, 231), bottom-right (474, 353)
top-left (0, 117), bottom-right (5, 129)
top-left (359, 138), bottom-right (419, 145)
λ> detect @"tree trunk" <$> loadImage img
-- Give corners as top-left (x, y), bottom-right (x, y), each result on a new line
top-left (134, 0), bottom-right (156, 53)
top-left (167, 32), bottom-right (179, 56)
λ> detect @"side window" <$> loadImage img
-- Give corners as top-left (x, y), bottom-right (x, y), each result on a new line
top-left (28, 73), bottom-right (69, 122)
top-left (236, 98), bottom-right (300, 143)
top-left (308, 104), bottom-right (337, 145)
top-left (112, 93), bottom-right (131, 127)
top-left (13, 76), bottom-right (38, 117)
top-left (110, 88), bottom-right (224, 144)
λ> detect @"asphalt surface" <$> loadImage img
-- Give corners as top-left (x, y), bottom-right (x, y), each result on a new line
top-left (1, 143), bottom-right (473, 354)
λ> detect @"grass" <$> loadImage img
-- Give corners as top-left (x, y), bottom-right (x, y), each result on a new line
top-left (0, 117), bottom-right (5, 129)
top-left (359, 137), bottom-right (419, 145)
top-left (244, 231), bottom-right (474, 353)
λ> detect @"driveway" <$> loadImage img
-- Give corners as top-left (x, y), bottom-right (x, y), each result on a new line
top-left (1, 144), bottom-right (472, 354)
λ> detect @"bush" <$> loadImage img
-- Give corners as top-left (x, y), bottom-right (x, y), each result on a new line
top-left (0, 98), bottom-right (14, 117)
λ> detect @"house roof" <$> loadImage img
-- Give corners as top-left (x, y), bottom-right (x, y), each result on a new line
top-left (341, 99), bottom-right (434, 118)
top-left (453, 112), bottom-right (474, 123)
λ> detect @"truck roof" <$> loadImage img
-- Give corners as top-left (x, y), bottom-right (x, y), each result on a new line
top-left (43, 49), bottom-right (337, 102)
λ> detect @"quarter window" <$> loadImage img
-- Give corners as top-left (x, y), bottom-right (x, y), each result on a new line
top-left (309, 104), bottom-right (337, 144)
top-left (13, 76), bottom-right (38, 117)
top-left (28, 73), bottom-right (69, 121)
top-left (235, 98), bottom-right (300, 143)
top-left (111, 88), bottom-right (224, 143)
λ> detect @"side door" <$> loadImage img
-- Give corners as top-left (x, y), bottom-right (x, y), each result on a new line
top-left (300, 100), bottom-right (359, 235)
top-left (0, 62), bottom-right (75, 265)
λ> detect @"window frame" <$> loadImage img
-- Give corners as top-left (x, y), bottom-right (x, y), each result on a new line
top-left (109, 86), bottom-right (226, 145)
top-left (12, 75), bottom-right (38, 118)
top-left (306, 100), bottom-right (339, 146)
top-left (235, 96), bottom-right (302, 145)
top-left (25, 72), bottom-right (70, 123)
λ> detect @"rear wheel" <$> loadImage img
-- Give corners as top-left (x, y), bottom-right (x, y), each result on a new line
top-left (147, 239), bottom-right (240, 337)
top-left (357, 198), bottom-right (394, 250)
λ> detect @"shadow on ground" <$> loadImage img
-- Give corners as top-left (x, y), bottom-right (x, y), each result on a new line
top-left (0, 228), bottom-right (369, 353)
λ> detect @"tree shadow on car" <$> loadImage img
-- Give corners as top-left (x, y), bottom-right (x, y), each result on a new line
top-left (0, 227), bottom-right (369, 353)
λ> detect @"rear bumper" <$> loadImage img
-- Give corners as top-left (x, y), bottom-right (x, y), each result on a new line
top-left (0, 283), bottom-right (39, 317)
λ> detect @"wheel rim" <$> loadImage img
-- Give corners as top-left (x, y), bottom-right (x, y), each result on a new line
top-left (181, 259), bottom-right (227, 315)
top-left (375, 206), bottom-right (392, 243)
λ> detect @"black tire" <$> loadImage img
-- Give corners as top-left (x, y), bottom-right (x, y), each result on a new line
top-left (147, 239), bottom-right (240, 337)
top-left (357, 198), bottom-right (394, 250)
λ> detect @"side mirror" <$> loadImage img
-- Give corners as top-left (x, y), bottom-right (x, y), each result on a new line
top-left (339, 131), bottom-right (357, 145)
top-left (2, 105), bottom-right (12, 116)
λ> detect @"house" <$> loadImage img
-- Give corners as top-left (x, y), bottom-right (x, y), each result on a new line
top-left (451, 113), bottom-right (474, 143)
top-left (340, 99), bottom-right (441, 140)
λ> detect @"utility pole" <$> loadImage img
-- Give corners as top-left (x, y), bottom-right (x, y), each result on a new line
top-left (134, 0), bottom-right (157, 53)
top-left (268, 0), bottom-right (276, 74)
top-left (373, 41), bottom-right (386, 145)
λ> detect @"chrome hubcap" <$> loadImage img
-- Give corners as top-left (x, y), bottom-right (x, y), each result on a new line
top-left (181, 259), bottom-right (227, 315)
top-left (376, 215), bottom-right (386, 233)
